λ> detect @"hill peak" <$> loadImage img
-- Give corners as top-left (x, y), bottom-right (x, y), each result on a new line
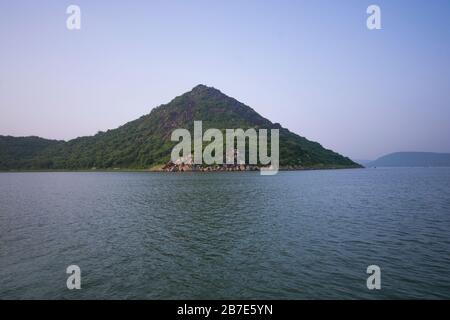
top-left (191, 84), bottom-right (214, 91)
top-left (188, 84), bottom-right (223, 96)
top-left (191, 84), bottom-right (210, 90)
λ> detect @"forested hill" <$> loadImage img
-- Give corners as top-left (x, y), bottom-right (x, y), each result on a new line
top-left (0, 85), bottom-right (360, 170)
top-left (0, 136), bottom-right (63, 170)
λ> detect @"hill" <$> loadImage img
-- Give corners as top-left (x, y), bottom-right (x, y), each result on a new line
top-left (0, 85), bottom-right (360, 170)
top-left (368, 152), bottom-right (450, 167)
top-left (0, 136), bottom-right (63, 170)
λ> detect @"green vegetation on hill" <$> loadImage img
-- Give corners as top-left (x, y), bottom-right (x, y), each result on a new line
top-left (0, 136), bottom-right (62, 170)
top-left (0, 85), bottom-right (360, 170)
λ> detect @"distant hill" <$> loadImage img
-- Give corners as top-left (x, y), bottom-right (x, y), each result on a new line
top-left (0, 85), bottom-right (360, 170)
top-left (368, 152), bottom-right (450, 167)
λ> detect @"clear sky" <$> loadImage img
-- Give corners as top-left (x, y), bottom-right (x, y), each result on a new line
top-left (1, 0), bottom-right (449, 160)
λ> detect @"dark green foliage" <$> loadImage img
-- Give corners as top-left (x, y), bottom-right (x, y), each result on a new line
top-left (0, 136), bottom-right (63, 170)
top-left (0, 85), bottom-right (360, 170)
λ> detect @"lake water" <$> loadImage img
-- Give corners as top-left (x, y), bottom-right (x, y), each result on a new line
top-left (1, 168), bottom-right (449, 299)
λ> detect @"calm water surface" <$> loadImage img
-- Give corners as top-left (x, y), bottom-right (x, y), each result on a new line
top-left (1, 168), bottom-right (450, 299)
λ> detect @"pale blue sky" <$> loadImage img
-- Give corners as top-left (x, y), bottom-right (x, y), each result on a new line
top-left (1, 0), bottom-right (449, 159)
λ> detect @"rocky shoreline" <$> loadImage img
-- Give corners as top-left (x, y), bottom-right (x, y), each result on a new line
top-left (161, 162), bottom-right (261, 172)
top-left (158, 162), bottom-right (360, 172)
